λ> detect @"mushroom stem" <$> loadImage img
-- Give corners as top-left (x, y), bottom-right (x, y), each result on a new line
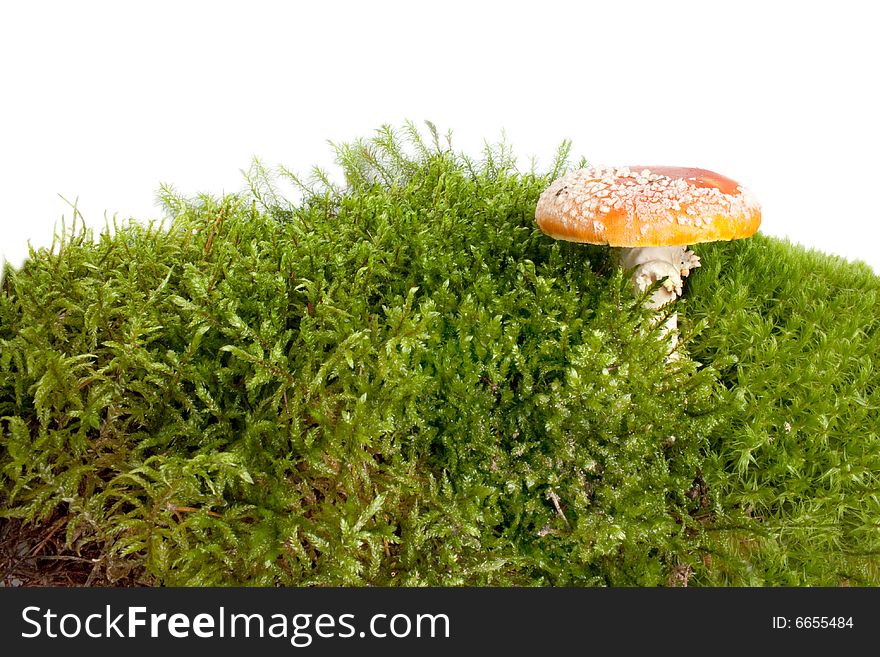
top-left (615, 245), bottom-right (701, 352)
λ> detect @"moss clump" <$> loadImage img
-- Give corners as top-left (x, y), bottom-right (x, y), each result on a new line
top-left (1, 123), bottom-right (878, 586)
top-left (684, 236), bottom-right (880, 585)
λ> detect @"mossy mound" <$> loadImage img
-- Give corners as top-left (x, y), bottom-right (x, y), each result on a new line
top-left (685, 236), bottom-right (880, 584)
top-left (1, 124), bottom-right (878, 585)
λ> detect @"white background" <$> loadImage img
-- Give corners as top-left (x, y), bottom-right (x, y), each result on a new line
top-left (2, 0), bottom-right (879, 273)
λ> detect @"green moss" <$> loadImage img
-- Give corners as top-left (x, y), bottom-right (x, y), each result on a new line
top-left (685, 236), bottom-right (880, 585)
top-left (1, 123), bottom-right (878, 585)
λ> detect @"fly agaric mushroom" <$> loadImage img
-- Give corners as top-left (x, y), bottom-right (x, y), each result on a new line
top-left (535, 165), bottom-right (761, 349)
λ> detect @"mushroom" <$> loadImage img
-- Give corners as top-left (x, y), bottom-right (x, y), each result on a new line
top-left (534, 165), bottom-right (761, 351)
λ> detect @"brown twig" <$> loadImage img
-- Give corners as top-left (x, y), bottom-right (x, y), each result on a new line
top-left (28, 515), bottom-right (68, 557)
top-left (546, 489), bottom-right (570, 527)
top-left (169, 505), bottom-right (223, 518)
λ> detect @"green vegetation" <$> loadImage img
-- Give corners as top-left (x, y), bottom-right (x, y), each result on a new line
top-left (1, 123), bottom-right (878, 586)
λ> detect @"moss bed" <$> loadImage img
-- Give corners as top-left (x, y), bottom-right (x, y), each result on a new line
top-left (1, 124), bottom-right (878, 586)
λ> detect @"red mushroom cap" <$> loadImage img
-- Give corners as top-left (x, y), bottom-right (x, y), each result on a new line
top-left (535, 165), bottom-right (761, 247)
